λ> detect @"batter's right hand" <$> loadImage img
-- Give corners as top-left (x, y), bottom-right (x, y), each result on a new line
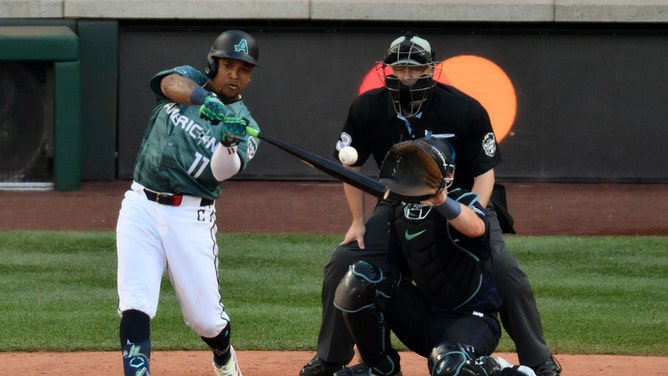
top-left (220, 117), bottom-right (248, 147)
top-left (199, 92), bottom-right (228, 122)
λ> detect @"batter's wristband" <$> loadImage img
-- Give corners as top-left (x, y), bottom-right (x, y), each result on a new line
top-left (435, 198), bottom-right (462, 220)
top-left (189, 86), bottom-right (209, 105)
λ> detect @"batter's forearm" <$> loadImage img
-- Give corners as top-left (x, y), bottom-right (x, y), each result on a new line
top-left (160, 73), bottom-right (202, 104)
top-left (210, 145), bottom-right (241, 181)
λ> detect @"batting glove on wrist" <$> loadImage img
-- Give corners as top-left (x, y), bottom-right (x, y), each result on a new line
top-left (220, 117), bottom-right (248, 147)
top-left (199, 92), bottom-right (228, 122)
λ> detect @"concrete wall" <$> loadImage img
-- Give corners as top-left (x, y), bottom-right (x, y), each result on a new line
top-left (2, 1), bottom-right (667, 184)
top-left (3, 0), bottom-right (668, 23)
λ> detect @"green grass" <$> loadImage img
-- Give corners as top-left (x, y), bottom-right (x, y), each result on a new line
top-left (0, 231), bottom-right (666, 356)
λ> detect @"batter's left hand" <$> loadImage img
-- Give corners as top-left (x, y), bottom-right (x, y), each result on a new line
top-left (220, 117), bottom-right (248, 147)
top-left (199, 92), bottom-right (228, 122)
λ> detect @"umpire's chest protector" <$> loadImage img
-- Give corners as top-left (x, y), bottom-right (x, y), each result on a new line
top-left (392, 204), bottom-right (485, 310)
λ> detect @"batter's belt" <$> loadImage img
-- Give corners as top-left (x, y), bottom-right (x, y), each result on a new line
top-left (133, 181), bottom-right (214, 207)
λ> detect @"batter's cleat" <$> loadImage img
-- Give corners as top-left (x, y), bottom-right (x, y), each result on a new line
top-left (531, 355), bottom-right (561, 376)
top-left (212, 346), bottom-right (242, 376)
top-left (300, 356), bottom-right (346, 376)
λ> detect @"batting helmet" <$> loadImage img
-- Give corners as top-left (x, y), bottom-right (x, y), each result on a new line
top-left (206, 30), bottom-right (259, 78)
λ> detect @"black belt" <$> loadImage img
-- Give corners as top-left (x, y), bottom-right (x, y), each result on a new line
top-left (143, 188), bottom-right (214, 207)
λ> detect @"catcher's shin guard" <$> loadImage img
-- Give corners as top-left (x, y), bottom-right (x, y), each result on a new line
top-left (333, 261), bottom-right (401, 376)
top-left (333, 261), bottom-right (399, 313)
top-left (339, 308), bottom-right (400, 376)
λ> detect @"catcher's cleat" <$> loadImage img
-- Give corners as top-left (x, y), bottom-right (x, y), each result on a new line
top-left (300, 356), bottom-right (346, 376)
top-left (212, 346), bottom-right (242, 376)
top-left (333, 363), bottom-right (402, 376)
top-left (487, 356), bottom-right (537, 376)
top-left (531, 355), bottom-right (561, 376)
top-left (333, 364), bottom-right (371, 376)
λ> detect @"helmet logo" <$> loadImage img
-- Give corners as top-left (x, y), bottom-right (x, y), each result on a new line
top-left (234, 39), bottom-right (249, 55)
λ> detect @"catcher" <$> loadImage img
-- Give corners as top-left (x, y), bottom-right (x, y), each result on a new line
top-left (332, 137), bottom-right (536, 376)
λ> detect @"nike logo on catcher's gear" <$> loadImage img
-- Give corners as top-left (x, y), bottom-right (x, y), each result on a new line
top-left (405, 229), bottom-right (427, 240)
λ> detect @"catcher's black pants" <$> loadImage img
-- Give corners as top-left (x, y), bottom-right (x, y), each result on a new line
top-left (315, 200), bottom-right (552, 367)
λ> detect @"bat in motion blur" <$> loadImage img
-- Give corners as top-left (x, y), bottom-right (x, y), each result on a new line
top-left (246, 127), bottom-right (389, 199)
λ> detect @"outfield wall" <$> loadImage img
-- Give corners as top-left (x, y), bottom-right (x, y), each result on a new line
top-left (1, 1), bottom-right (667, 187)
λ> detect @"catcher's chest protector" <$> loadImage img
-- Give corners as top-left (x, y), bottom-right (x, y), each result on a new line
top-left (392, 196), bottom-right (484, 310)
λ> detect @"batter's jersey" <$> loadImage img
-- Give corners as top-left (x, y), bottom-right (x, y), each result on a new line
top-left (335, 83), bottom-right (501, 191)
top-left (133, 66), bottom-right (260, 200)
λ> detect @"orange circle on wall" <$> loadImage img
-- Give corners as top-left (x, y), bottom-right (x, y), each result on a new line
top-left (440, 56), bottom-right (516, 142)
top-left (358, 56), bottom-right (516, 142)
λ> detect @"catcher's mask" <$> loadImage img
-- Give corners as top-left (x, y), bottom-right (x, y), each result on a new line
top-left (380, 32), bottom-right (438, 118)
top-left (206, 29), bottom-right (259, 78)
top-left (378, 137), bottom-right (455, 202)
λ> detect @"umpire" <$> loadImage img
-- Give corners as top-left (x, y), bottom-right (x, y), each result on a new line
top-left (300, 31), bottom-right (560, 376)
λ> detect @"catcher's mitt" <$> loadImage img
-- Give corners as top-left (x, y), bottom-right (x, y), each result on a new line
top-left (378, 138), bottom-right (455, 202)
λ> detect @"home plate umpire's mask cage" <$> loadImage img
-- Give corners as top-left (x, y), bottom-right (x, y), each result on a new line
top-left (381, 32), bottom-right (438, 118)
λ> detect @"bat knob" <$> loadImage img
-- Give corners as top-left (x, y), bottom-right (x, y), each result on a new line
top-left (245, 126), bottom-right (259, 137)
top-left (382, 189), bottom-right (391, 200)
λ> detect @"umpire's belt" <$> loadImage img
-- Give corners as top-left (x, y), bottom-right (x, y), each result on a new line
top-left (134, 182), bottom-right (214, 207)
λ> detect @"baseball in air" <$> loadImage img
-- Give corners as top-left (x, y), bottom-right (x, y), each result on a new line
top-left (338, 146), bottom-right (358, 165)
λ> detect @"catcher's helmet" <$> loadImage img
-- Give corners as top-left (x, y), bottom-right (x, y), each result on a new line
top-left (206, 30), bottom-right (259, 78)
top-left (381, 32), bottom-right (437, 118)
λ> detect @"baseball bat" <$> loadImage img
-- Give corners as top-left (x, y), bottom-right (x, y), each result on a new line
top-left (246, 127), bottom-right (389, 199)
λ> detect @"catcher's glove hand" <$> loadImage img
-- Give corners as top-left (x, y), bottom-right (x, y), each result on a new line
top-left (378, 138), bottom-right (455, 202)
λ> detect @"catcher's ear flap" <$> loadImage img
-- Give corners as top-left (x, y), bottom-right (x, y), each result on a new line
top-left (378, 140), bottom-right (446, 202)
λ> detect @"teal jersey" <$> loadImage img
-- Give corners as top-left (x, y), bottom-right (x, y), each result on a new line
top-left (134, 67), bottom-right (260, 200)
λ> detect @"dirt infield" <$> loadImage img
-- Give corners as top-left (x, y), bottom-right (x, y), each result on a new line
top-left (2, 180), bottom-right (667, 235)
top-left (1, 350), bottom-right (668, 375)
top-left (1, 180), bottom-right (667, 375)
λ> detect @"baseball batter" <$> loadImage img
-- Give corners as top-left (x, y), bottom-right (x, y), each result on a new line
top-left (116, 30), bottom-right (260, 376)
